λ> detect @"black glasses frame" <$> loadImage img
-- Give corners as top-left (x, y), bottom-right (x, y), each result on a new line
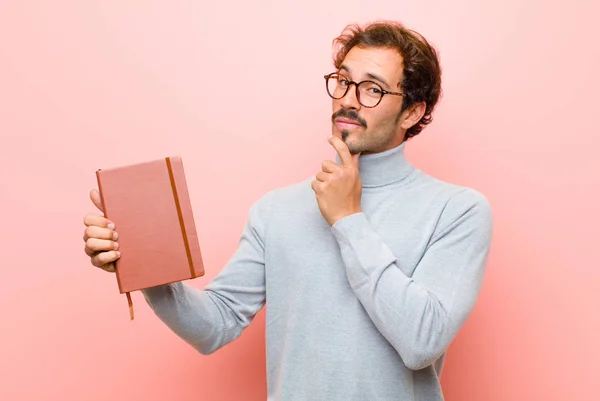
top-left (324, 72), bottom-right (404, 108)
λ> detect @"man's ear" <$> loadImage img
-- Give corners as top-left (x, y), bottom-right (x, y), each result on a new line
top-left (400, 101), bottom-right (426, 130)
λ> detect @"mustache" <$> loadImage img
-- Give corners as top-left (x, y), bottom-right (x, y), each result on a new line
top-left (332, 109), bottom-right (367, 128)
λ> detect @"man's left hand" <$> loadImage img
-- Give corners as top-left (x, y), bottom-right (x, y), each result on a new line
top-left (311, 136), bottom-right (362, 226)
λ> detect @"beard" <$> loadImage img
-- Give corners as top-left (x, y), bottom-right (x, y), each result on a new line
top-left (338, 124), bottom-right (400, 155)
top-left (332, 108), bottom-right (404, 155)
top-left (332, 109), bottom-right (367, 154)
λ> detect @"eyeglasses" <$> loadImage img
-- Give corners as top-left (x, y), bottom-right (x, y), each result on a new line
top-left (324, 72), bottom-right (404, 108)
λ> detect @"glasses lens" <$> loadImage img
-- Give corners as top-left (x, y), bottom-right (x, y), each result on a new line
top-left (357, 81), bottom-right (383, 107)
top-left (327, 74), bottom-right (347, 99)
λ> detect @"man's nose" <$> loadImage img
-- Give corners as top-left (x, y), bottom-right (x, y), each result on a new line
top-left (340, 84), bottom-right (361, 110)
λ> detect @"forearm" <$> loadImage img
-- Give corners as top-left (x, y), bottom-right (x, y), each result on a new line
top-left (332, 201), bottom-right (492, 370)
top-left (142, 282), bottom-right (246, 355)
top-left (141, 194), bottom-right (271, 355)
top-left (334, 253), bottom-right (462, 370)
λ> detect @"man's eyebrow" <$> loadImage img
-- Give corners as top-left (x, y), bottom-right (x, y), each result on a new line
top-left (365, 72), bottom-right (391, 89)
top-left (339, 65), bottom-right (351, 75)
top-left (339, 64), bottom-right (392, 89)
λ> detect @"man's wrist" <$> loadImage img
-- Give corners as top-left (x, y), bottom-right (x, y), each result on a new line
top-left (330, 210), bottom-right (363, 226)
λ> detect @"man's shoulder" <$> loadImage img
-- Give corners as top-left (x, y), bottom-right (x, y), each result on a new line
top-left (413, 169), bottom-right (490, 208)
top-left (411, 169), bottom-right (492, 226)
top-left (250, 177), bottom-right (314, 213)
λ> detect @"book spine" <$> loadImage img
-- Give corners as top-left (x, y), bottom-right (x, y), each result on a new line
top-left (96, 169), bottom-right (126, 294)
top-left (96, 170), bottom-right (134, 320)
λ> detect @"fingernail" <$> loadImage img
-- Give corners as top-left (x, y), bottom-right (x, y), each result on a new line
top-left (108, 221), bottom-right (115, 229)
top-left (114, 242), bottom-right (119, 250)
top-left (113, 231), bottom-right (119, 240)
top-left (116, 251), bottom-right (121, 257)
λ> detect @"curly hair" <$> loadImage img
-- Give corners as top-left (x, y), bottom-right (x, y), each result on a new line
top-left (332, 21), bottom-right (442, 139)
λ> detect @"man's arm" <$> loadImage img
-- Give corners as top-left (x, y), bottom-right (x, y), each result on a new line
top-left (141, 194), bottom-right (270, 355)
top-left (331, 189), bottom-right (493, 370)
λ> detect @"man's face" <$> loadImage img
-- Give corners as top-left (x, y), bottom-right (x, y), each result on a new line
top-left (331, 46), bottom-right (407, 155)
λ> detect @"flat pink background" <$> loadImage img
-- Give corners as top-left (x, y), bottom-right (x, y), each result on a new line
top-left (1, 1), bottom-right (598, 400)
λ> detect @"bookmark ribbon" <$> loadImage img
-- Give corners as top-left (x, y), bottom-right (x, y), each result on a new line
top-left (126, 292), bottom-right (134, 320)
top-left (165, 157), bottom-right (196, 278)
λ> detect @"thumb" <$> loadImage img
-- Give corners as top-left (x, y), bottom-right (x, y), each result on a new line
top-left (90, 189), bottom-right (104, 213)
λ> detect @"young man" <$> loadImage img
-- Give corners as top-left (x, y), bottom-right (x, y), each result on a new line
top-left (83, 20), bottom-right (492, 400)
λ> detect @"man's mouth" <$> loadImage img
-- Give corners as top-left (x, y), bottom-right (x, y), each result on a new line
top-left (332, 109), bottom-right (367, 130)
top-left (335, 118), bottom-right (363, 130)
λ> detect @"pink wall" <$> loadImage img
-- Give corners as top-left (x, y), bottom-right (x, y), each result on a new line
top-left (1, 1), bottom-right (598, 400)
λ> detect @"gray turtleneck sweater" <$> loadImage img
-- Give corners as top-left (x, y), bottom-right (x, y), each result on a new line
top-left (141, 142), bottom-right (493, 400)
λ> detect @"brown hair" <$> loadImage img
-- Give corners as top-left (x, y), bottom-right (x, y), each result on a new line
top-left (332, 21), bottom-right (442, 139)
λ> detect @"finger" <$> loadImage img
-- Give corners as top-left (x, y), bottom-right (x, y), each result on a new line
top-left (89, 249), bottom-right (119, 266)
top-left (83, 213), bottom-right (115, 230)
top-left (91, 251), bottom-right (119, 272)
top-left (321, 160), bottom-right (338, 173)
top-left (315, 171), bottom-right (328, 182)
top-left (90, 189), bottom-right (105, 213)
top-left (101, 263), bottom-right (116, 273)
top-left (328, 136), bottom-right (354, 167)
top-left (85, 238), bottom-right (119, 256)
top-left (83, 225), bottom-right (118, 242)
top-left (311, 179), bottom-right (323, 193)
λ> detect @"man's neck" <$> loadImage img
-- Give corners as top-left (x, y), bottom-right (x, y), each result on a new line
top-left (336, 142), bottom-right (414, 188)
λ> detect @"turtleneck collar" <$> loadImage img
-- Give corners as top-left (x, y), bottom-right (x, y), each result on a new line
top-left (335, 142), bottom-right (415, 188)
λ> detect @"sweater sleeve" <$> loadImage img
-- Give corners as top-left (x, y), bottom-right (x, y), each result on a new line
top-left (140, 195), bottom-right (270, 355)
top-left (330, 189), bottom-right (493, 370)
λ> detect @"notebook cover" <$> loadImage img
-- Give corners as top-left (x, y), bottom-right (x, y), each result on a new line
top-left (95, 156), bottom-right (205, 294)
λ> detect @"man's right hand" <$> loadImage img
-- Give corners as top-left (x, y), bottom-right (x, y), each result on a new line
top-left (83, 189), bottom-right (120, 273)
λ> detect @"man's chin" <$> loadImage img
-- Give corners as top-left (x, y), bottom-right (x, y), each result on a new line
top-left (341, 133), bottom-right (363, 155)
top-left (332, 128), bottom-right (355, 141)
top-left (331, 128), bottom-right (363, 153)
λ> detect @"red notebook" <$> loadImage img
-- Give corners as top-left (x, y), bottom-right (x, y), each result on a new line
top-left (96, 156), bottom-right (205, 319)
